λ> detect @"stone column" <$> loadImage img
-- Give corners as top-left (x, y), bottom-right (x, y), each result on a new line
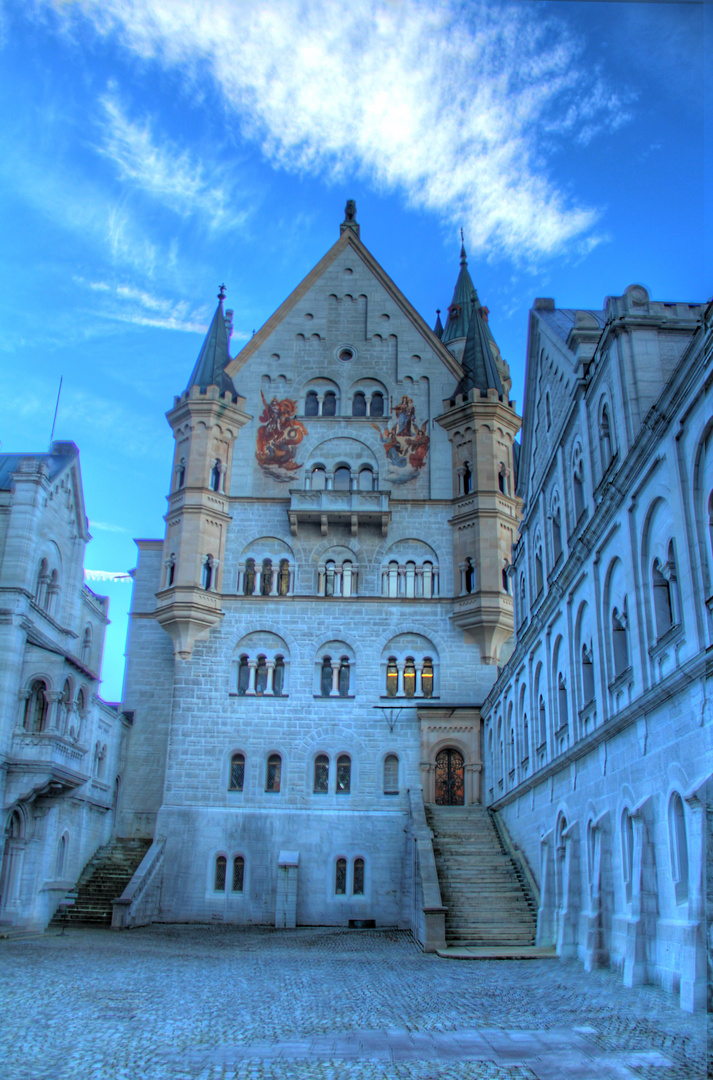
top-left (264, 660), bottom-right (275, 696)
top-left (330, 661), bottom-right (341, 697)
top-left (246, 660), bottom-right (258, 696)
top-left (415, 665), bottom-right (423, 697)
top-left (459, 562), bottom-right (467, 596)
top-left (397, 662), bottom-right (405, 697)
top-left (237, 564), bottom-right (245, 594)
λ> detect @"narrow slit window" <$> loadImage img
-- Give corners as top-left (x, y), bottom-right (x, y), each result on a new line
top-left (335, 858), bottom-right (347, 895)
top-left (266, 754), bottom-right (281, 792)
top-left (383, 754), bottom-right (399, 795)
top-left (336, 754), bottom-right (351, 794)
top-left (386, 657), bottom-right (398, 697)
top-left (232, 856), bottom-right (244, 893)
top-left (314, 754), bottom-right (329, 793)
top-left (229, 753), bottom-right (245, 791)
top-left (353, 858), bottom-right (365, 895)
top-left (422, 658), bottom-right (434, 698)
top-left (214, 856), bottom-right (227, 891)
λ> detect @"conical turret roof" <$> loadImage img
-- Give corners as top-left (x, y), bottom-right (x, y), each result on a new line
top-left (455, 295), bottom-right (504, 399)
top-left (442, 242), bottom-right (477, 344)
top-left (185, 287), bottom-right (238, 398)
top-left (433, 309), bottom-right (444, 339)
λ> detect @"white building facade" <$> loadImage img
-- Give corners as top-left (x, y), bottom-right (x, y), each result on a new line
top-left (0, 442), bottom-right (125, 931)
top-left (482, 288), bottom-right (712, 1011)
top-left (117, 207), bottom-right (520, 934)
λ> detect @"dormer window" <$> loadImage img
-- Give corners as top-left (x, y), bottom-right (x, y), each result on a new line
top-left (448, 304), bottom-right (461, 321)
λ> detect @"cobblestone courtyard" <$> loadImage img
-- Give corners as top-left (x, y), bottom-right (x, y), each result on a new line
top-left (0, 926), bottom-right (708, 1080)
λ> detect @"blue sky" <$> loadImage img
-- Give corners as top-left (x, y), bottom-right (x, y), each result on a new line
top-left (0, 0), bottom-right (708, 701)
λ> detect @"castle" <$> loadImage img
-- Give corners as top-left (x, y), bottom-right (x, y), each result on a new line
top-left (1, 205), bottom-right (709, 1012)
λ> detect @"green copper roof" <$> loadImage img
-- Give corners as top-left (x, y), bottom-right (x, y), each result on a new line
top-left (185, 287), bottom-right (238, 398)
top-left (442, 243), bottom-right (477, 343)
top-left (455, 298), bottom-right (504, 399)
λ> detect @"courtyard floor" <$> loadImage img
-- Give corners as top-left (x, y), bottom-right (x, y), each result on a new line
top-left (0, 925), bottom-right (708, 1080)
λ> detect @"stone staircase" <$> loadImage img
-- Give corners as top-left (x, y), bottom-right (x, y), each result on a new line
top-left (49, 838), bottom-right (151, 927)
top-left (425, 804), bottom-right (538, 947)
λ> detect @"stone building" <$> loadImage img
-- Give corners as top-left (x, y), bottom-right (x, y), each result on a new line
top-left (481, 288), bottom-right (712, 1010)
top-left (0, 442), bottom-right (126, 931)
top-left (116, 205), bottom-right (521, 933)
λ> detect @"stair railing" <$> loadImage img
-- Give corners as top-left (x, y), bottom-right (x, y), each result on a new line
top-left (406, 788), bottom-right (446, 951)
top-left (111, 838), bottom-right (165, 930)
top-left (489, 810), bottom-right (540, 909)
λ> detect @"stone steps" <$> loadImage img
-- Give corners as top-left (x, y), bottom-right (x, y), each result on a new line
top-left (49, 838), bottom-right (151, 926)
top-left (425, 804), bottom-right (537, 948)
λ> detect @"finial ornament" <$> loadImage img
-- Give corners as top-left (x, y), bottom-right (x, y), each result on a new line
top-left (460, 228), bottom-right (467, 263)
top-left (218, 283), bottom-right (226, 301)
top-left (344, 199), bottom-right (357, 222)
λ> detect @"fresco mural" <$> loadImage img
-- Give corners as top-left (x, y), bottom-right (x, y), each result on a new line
top-left (255, 392), bottom-right (307, 481)
top-left (372, 395), bottom-right (429, 484)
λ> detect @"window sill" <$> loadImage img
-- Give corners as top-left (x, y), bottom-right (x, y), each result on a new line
top-left (231, 693), bottom-right (289, 699)
top-left (380, 695), bottom-right (438, 702)
top-left (313, 695), bottom-right (355, 700)
top-left (648, 622), bottom-right (683, 660)
top-left (608, 666), bottom-right (633, 694)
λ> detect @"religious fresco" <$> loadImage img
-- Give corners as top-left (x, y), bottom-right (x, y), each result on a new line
top-left (255, 392), bottom-right (308, 481)
top-left (372, 395), bottom-right (429, 484)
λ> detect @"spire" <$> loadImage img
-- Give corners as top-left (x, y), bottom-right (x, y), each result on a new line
top-left (433, 309), bottom-right (444, 339)
top-left (185, 285), bottom-right (238, 399)
top-left (442, 236), bottom-right (477, 344)
top-left (455, 296), bottom-right (504, 399)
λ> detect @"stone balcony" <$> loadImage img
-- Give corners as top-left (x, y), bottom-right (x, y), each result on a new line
top-left (288, 488), bottom-right (391, 537)
top-left (6, 730), bottom-right (89, 800)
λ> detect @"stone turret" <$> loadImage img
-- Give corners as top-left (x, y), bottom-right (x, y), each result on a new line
top-left (436, 248), bottom-right (521, 664)
top-left (155, 290), bottom-right (251, 660)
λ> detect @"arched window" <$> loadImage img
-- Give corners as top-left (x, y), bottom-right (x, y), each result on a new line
top-left (81, 626), bottom-right (92, 665)
top-left (612, 606), bottom-right (628, 677)
top-left (552, 500), bottom-right (562, 562)
top-left (652, 559), bottom-right (673, 638)
top-left (404, 561), bottom-right (416, 598)
top-left (369, 392), bottom-right (384, 418)
top-left (273, 656), bottom-right (285, 696)
top-left (24, 680), bottom-right (48, 733)
top-left (353, 858), bottom-right (365, 895)
top-left (166, 554), bottom-right (176, 587)
top-left (336, 754), bottom-right (351, 794)
top-left (581, 644), bottom-right (595, 704)
top-left (338, 656), bottom-right (350, 696)
top-left (210, 460), bottom-right (222, 492)
top-left (320, 656), bottom-right (333, 697)
top-left (621, 809), bottom-right (634, 904)
top-left (58, 679), bottom-right (72, 735)
top-left (314, 754), bottom-right (329, 793)
top-left (463, 462), bottom-right (472, 495)
top-left (334, 465), bottom-right (351, 490)
top-left (522, 715), bottom-right (529, 762)
top-left (278, 559), bottom-right (290, 596)
top-left (422, 658), bottom-right (434, 698)
top-left (352, 392), bottom-right (366, 417)
top-left (383, 754), bottom-right (399, 795)
top-left (324, 560), bottom-right (335, 596)
top-left (423, 561), bottom-right (433, 599)
top-left (599, 404), bottom-right (613, 472)
top-left (386, 656), bottom-right (398, 697)
top-left (535, 547), bottom-right (544, 596)
top-left (558, 674), bottom-right (568, 732)
top-left (305, 391), bottom-right (319, 416)
top-left (232, 856), bottom-right (244, 893)
top-left (47, 569), bottom-right (60, 616)
top-left (668, 792), bottom-right (688, 903)
top-left (229, 753), bottom-right (245, 791)
top-left (322, 391), bottom-right (337, 416)
top-left (255, 656), bottom-right (268, 695)
top-left (501, 563), bottom-right (509, 592)
top-left (35, 558), bottom-right (49, 608)
top-left (73, 688), bottom-right (86, 741)
top-left (215, 855), bottom-right (227, 891)
top-left (244, 558), bottom-right (256, 596)
top-left (358, 467), bottom-right (373, 491)
top-left (56, 834), bottom-right (67, 878)
top-left (202, 555), bottom-right (213, 591)
top-left (266, 754), bottom-right (281, 793)
top-left (388, 561), bottom-right (399, 598)
top-left (464, 558), bottom-right (474, 594)
top-left (311, 465), bottom-right (326, 490)
top-left (237, 655), bottom-right (250, 695)
top-left (403, 657), bottom-right (416, 697)
top-left (545, 392), bottom-right (552, 430)
top-left (573, 445), bottom-right (585, 522)
top-left (538, 695), bottom-right (546, 748)
top-left (176, 460), bottom-right (185, 489)
top-left (498, 464), bottom-right (507, 495)
top-left (335, 858), bottom-right (347, 895)
top-left (261, 558), bottom-right (273, 596)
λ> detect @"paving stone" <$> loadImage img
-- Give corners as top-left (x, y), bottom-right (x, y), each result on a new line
top-left (0, 925), bottom-right (706, 1080)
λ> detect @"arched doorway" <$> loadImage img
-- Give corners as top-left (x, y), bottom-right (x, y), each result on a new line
top-left (0, 809), bottom-right (25, 913)
top-left (434, 748), bottom-right (465, 805)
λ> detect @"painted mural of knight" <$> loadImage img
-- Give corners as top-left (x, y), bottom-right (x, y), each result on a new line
top-left (255, 392), bottom-right (308, 481)
top-left (372, 395), bottom-right (429, 483)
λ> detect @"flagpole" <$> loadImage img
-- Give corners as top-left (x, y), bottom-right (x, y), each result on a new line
top-left (49, 376), bottom-right (63, 448)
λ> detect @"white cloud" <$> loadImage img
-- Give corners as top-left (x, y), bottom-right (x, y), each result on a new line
top-left (72, 276), bottom-right (227, 334)
top-left (39, 0), bottom-right (633, 262)
top-left (97, 92), bottom-right (250, 233)
top-left (84, 569), bottom-right (132, 581)
top-left (88, 521), bottom-right (127, 533)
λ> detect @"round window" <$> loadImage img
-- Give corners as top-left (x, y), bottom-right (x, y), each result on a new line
top-left (337, 345), bottom-right (355, 363)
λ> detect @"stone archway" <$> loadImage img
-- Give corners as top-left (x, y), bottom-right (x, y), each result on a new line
top-left (418, 707), bottom-right (482, 805)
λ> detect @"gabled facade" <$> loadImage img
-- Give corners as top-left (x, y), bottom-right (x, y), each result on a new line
top-left (482, 287), bottom-right (712, 1010)
top-left (0, 442), bottom-right (126, 930)
top-left (117, 206), bottom-right (521, 932)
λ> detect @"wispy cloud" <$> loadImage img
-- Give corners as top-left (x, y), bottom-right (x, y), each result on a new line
top-left (39, 0), bottom-right (633, 262)
top-left (97, 91), bottom-right (250, 233)
top-left (73, 276), bottom-right (213, 333)
top-left (84, 569), bottom-right (132, 581)
top-left (89, 521), bottom-right (128, 533)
